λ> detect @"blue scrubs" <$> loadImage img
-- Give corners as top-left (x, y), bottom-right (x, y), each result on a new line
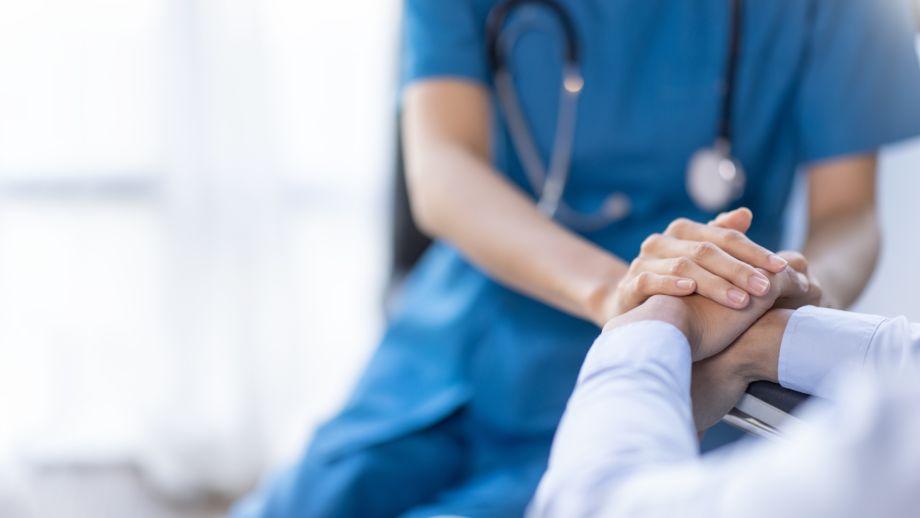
top-left (233, 1), bottom-right (920, 516)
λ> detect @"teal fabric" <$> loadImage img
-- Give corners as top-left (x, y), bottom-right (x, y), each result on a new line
top-left (315, 0), bottom-right (920, 460)
top-left (236, 1), bottom-right (920, 516)
top-left (230, 409), bottom-right (551, 517)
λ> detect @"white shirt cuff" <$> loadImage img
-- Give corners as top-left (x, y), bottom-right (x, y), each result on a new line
top-left (778, 306), bottom-right (886, 398)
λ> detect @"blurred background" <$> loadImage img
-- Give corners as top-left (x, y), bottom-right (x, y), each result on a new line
top-left (0, 1), bottom-right (917, 517)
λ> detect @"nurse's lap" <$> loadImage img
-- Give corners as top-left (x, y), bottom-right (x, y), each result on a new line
top-left (226, 421), bottom-right (466, 518)
top-left (399, 457), bottom-right (547, 518)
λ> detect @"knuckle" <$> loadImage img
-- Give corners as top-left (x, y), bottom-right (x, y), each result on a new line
top-left (670, 257), bottom-right (692, 276)
top-left (786, 251), bottom-right (808, 270)
top-left (734, 263), bottom-right (754, 280)
top-left (722, 229), bottom-right (745, 244)
top-left (640, 233), bottom-right (662, 255)
top-left (627, 257), bottom-right (646, 274)
top-left (625, 262), bottom-right (637, 275)
top-left (634, 272), bottom-right (653, 292)
top-left (666, 218), bottom-right (690, 235)
top-left (692, 241), bottom-right (716, 260)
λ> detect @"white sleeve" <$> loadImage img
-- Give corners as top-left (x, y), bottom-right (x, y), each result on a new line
top-left (778, 306), bottom-right (920, 398)
top-left (530, 316), bottom-right (920, 518)
top-left (588, 365), bottom-right (920, 518)
top-left (528, 320), bottom-right (698, 517)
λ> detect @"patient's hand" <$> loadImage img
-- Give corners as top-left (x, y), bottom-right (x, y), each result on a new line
top-left (605, 265), bottom-right (808, 362)
top-left (686, 248), bottom-right (820, 432)
top-left (684, 264), bottom-right (807, 361)
top-left (772, 250), bottom-right (823, 309)
top-left (603, 210), bottom-right (817, 432)
top-left (691, 309), bottom-right (793, 431)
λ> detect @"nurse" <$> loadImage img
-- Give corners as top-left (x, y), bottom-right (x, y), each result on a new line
top-left (232, 0), bottom-right (920, 517)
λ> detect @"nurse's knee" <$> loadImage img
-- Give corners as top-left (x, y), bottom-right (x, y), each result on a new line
top-left (259, 448), bottom-right (426, 518)
top-left (227, 452), bottom-right (376, 518)
top-left (294, 451), bottom-right (393, 517)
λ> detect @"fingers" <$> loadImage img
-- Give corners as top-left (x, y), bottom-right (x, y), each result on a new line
top-left (710, 207), bottom-right (753, 233)
top-left (641, 257), bottom-right (752, 309)
top-left (665, 217), bottom-right (788, 273)
top-left (621, 272), bottom-right (697, 310)
top-left (775, 266), bottom-right (811, 298)
top-left (775, 251), bottom-right (818, 298)
top-left (643, 234), bottom-right (772, 297)
top-left (615, 271), bottom-right (697, 315)
top-left (776, 250), bottom-right (808, 274)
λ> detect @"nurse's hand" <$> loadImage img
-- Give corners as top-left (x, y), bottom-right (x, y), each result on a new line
top-left (605, 208), bottom-right (789, 317)
top-left (712, 215), bottom-right (824, 308)
top-left (690, 309), bottom-right (793, 432)
top-left (603, 264), bottom-right (808, 363)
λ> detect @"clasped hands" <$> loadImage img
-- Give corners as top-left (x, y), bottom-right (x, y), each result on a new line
top-left (603, 208), bottom-right (823, 433)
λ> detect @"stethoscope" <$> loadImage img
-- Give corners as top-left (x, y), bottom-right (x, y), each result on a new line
top-left (486, 0), bottom-right (747, 231)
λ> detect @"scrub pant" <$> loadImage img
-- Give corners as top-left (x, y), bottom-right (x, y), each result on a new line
top-left (229, 409), bottom-right (551, 518)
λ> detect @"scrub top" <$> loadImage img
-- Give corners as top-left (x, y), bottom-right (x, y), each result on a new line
top-left (309, 0), bottom-right (920, 461)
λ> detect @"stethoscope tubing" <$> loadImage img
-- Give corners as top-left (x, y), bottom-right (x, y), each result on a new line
top-left (487, 0), bottom-right (744, 229)
top-left (720, 0), bottom-right (742, 147)
top-left (489, 1), bottom-right (590, 225)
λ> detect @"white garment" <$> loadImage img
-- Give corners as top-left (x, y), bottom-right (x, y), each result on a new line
top-left (529, 307), bottom-right (920, 518)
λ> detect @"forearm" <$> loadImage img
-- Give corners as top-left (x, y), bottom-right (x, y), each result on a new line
top-left (410, 142), bottom-right (626, 324)
top-left (803, 154), bottom-right (880, 309)
top-left (404, 83), bottom-right (627, 325)
top-left (802, 204), bottom-right (879, 309)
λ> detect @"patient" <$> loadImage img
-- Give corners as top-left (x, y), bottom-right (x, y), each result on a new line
top-left (529, 265), bottom-right (920, 517)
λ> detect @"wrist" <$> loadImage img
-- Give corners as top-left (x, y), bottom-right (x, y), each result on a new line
top-left (603, 295), bottom-right (696, 349)
top-left (731, 309), bottom-right (793, 383)
top-left (585, 261), bottom-right (629, 326)
top-left (648, 295), bottom-right (697, 348)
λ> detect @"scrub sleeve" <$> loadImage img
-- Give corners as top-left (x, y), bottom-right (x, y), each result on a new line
top-left (794, 0), bottom-right (920, 163)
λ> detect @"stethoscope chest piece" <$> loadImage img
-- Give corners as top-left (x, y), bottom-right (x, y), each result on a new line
top-left (686, 139), bottom-right (746, 213)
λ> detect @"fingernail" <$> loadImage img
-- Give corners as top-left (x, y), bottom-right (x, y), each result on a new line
top-left (767, 254), bottom-right (788, 270)
top-left (676, 279), bottom-right (695, 291)
top-left (748, 274), bottom-right (770, 295)
top-left (727, 288), bottom-right (748, 306)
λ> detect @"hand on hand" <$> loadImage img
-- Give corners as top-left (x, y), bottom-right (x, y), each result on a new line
top-left (677, 263), bottom-right (808, 362)
top-left (690, 309), bottom-right (793, 432)
top-left (604, 261), bottom-right (807, 362)
top-left (603, 208), bottom-right (789, 320)
top-left (603, 273), bottom-right (804, 433)
top-left (685, 221), bottom-right (822, 432)
top-left (709, 211), bottom-right (823, 309)
top-left (601, 208), bottom-right (823, 433)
